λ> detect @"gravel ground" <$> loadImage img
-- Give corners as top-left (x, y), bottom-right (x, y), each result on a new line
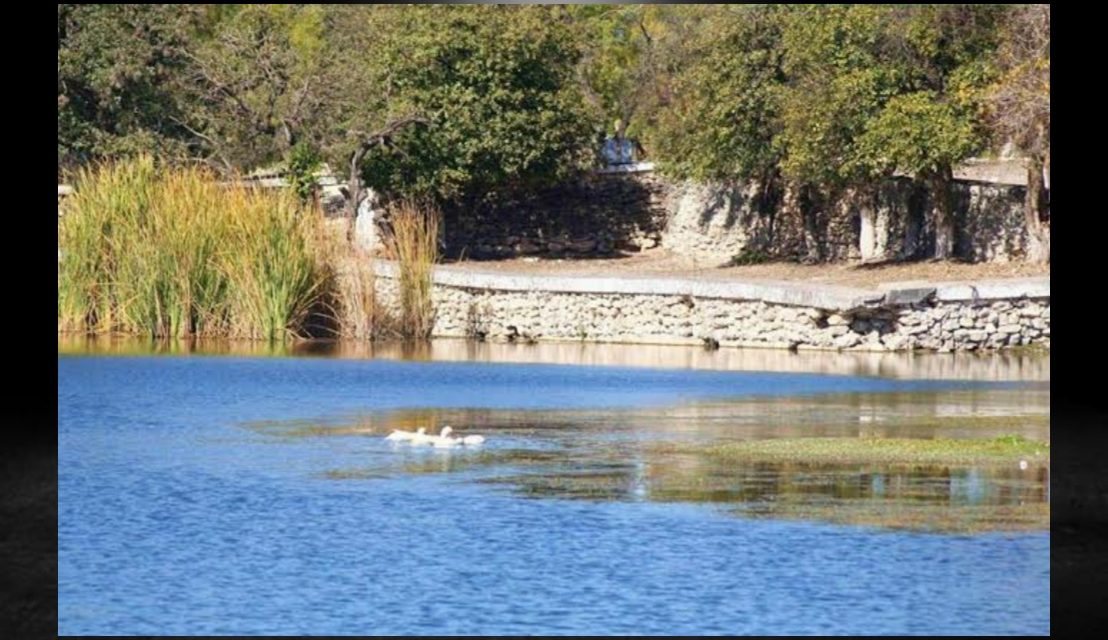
top-left (436, 248), bottom-right (1050, 289)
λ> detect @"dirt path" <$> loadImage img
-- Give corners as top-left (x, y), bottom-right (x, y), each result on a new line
top-left (438, 248), bottom-right (1049, 289)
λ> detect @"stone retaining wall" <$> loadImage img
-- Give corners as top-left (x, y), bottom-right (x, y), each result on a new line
top-left (371, 262), bottom-right (1049, 353)
top-left (440, 169), bottom-right (670, 259)
top-left (663, 177), bottom-right (1030, 266)
top-left (431, 169), bottom-right (1032, 266)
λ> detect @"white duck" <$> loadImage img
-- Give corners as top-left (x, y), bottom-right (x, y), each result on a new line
top-left (410, 428), bottom-right (436, 446)
top-left (432, 425), bottom-right (486, 447)
top-left (432, 426), bottom-right (463, 448)
top-left (385, 427), bottom-right (426, 442)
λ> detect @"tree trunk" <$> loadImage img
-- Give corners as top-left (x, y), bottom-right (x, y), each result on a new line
top-left (1024, 154), bottom-right (1050, 264)
top-left (856, 185), bottom-right (880, 262)
top-left (342, 115), bottom-right (430, 244)
top-left (756, 168), bottom-right (782, 254)
top-left (345, 149), bottom-right (365, 244)
top-left (799, 185), bottom-right (822, 263)
top-left (928, 166), bottom-right (955, 260)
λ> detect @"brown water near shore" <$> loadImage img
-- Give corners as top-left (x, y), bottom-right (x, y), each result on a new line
top-left (58, 334), bottom-right (1050, 381)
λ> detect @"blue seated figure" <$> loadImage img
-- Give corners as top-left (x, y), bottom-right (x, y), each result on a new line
top-left (602, 136), bottom-right (635, 165)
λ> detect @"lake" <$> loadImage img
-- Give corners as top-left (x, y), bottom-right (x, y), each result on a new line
top-left (58, 338), bottom-right (1049, 635)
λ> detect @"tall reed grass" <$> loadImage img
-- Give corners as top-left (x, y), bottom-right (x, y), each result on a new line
top-left (319, 235), bottom-right (396, 340)
top-left (381, 200), bottom-right (441, 339)
top-left (58, 156), bottom-right (329, 340)
top-left (58, 157), bottom-right (446, 342)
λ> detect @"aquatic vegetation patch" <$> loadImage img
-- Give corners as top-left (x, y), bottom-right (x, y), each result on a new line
top-left (482, 470), bottom-right (637, 501)
top-left (657, 434), bottom-right (1049, 467)
top-left (322, 469), bottom-right (392, 480)
top-left (731, 501), bottom-right (1050, 534)
top-left (398, 449), bottom-right (562, 476)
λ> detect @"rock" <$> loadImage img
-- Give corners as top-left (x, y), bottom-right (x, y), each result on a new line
top-left (882, 334), bottom-right (907, 350)
top-left (568, 238), bottom-right (597, 253)
top-left (827, 314), bottom-right (850, 326)
top-left (998, 324), bottom-right (1022, 334)
top-left (354, 199), bottom-right (382, 252)
top-left (319, 190), bottom-right (347, 218)
top-left (884, 287), bottom-right (936, 305)
top-left (515, 240), bottom-right (541, 255)
top-left (904, 323), bottom-right (931, 335)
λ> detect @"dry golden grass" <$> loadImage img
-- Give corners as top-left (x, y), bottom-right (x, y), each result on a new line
top-left (59, 157), bottom-right (346, 340)
top-left (381, 199), bottom-right (441, 339)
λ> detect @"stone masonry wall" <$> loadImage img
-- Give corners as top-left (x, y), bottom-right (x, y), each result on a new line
top-left (662, 177), bottom-right (1029, 266)
top-left (439, 170), bottom-right (1030, 265)
top-left (372, 264), bottom-right (1049, 353)
top-left (442, 170), bottom-right (671, 260)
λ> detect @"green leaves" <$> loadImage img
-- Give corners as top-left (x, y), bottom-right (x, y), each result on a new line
top-left (649, 4), bottom-right (1004, 194)
top-left (358, 6), bottom-right (593, 204)
top-left (647, 5), bottom-right (785, 182)
top-left (58, 2), bottom-right (1036, 239)
top-left (57, 4), bottom-right (196, 173)
top-left (286, 142), bottom-right (321, 204)
top-left (856, 92), bottom-right (981, 177)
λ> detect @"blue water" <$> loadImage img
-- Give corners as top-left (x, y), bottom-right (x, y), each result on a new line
top-left (58, 354), bottom-right (1049, 635)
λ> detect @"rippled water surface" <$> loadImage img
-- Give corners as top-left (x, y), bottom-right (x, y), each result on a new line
top-left (58, 339), bottom-right (1049, 635)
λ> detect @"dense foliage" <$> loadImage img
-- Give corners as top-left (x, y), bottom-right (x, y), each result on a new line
top-left (58, 4), bottom-right (1049, 261)
top-left (356, 5), bottom-right (594, 202)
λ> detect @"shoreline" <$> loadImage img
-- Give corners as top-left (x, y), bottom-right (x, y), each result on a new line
top-left (58, 334), bottom-right (1051, 381)
top-left (367, 261), bottom-right (1050, 353)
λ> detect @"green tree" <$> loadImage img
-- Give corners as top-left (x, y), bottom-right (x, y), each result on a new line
top-left (853, 5), bottom-right (1004, 260)
top-left (57, 4), bottom-right (197, 175)
top-left (986, 5), bottom-right (1049, 263)
top-left (179, 4), bottom-right (330, 172)
top-left (564, 4), bottom-right (689, 148)
top-left (648, 5), bottom-right (785, 184)
top-left (356, 5), bottom-right (595, 206)
top-left (777, 4), bottom-right (898, 260)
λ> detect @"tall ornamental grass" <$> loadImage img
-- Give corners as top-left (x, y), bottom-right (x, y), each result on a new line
top-left (382, 200), bottom-right (441, 339)
top-left (324, 239), bottom-right (394, 340)
top-left (58, 156), bottom-right (329, 340)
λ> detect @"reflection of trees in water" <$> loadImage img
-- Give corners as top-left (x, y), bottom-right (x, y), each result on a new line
top-left (643, 456), bottom-right (1048, 508)
top-left (58, 335), bottom-right (1052, 382)
top-left (232, 383), bottom-right (1048, 531)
